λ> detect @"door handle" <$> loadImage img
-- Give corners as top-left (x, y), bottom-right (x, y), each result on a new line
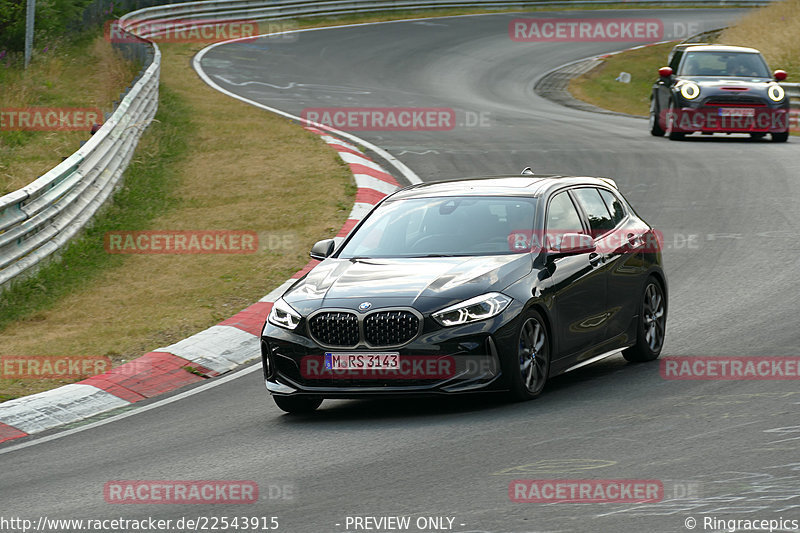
top-left (589, 252), bottom-right (602, 266)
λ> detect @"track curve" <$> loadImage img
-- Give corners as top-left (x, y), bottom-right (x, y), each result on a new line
top-left (2, 10), bottom-right (799, 533)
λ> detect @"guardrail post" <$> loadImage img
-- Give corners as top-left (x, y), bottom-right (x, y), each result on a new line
top-left (24, 0), bottom-right (36, 68)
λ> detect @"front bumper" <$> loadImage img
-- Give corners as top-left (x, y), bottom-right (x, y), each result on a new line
top-left (261, 309), bottom-right (521, 398)
top-left (666, 103), bottom-right (789, 134)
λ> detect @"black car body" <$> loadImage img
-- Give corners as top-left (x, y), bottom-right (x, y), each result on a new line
top-left (650, 44), bottom-right (790, 142)
top-left (261, 175), bottom-right (667, 413)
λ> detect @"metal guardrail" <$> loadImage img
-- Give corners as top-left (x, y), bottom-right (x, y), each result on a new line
top-left (122, 0), bottom-right (774, 38)
top-left (0, 0), bottom-right (792, 291)
top-left (0, 32), bottom-right (159, 291)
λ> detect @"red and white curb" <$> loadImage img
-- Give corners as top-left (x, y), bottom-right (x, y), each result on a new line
top-left (0, 129), bottom-right (400, 444)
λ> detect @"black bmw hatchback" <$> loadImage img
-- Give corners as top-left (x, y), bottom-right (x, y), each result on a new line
top-left (261, 175), bottom-right (667, 413)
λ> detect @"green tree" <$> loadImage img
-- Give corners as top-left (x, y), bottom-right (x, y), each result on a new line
top-left (0, 0), bottom-right (26, 52)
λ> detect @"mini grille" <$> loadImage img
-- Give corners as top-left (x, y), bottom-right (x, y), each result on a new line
top-left (364, 311), bottom-right (419, 347)
top-left (309, 312), bottom-right (359, 347)
top-left (704, 95), bottom-right (765, 105)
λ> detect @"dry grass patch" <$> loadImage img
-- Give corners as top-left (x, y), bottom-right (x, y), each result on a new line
top-left (0, 34), bottom-right (138, 195)
top-left (569, 42), bottom-right (676, 117)
top-left (718, 0), bottom-right (800, 79)
top-left (0, 42), bottom-right (353, 401)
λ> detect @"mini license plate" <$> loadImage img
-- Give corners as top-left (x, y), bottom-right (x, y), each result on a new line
top-left (718, 108), bottom-right (755, 117)
top-left (324, 352), bottom-right (400, 370)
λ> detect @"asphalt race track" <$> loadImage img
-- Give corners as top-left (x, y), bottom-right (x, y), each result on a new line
top-left (2, 9), bottom-right (799, 533)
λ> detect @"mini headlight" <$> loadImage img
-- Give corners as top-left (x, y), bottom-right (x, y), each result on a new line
top-left (680, 82), bottom-right (700, 100)
top-left (267, 298), bottom-right (302, 330)
top-left (432, 292), bottom-right (512, 327)
top-left (768, 84), bottom-right (785, 102)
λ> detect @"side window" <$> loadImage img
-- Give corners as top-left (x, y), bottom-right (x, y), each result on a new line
top-left (546, 192), bottom-right (583, 232)
top-left (545, 192), bottom-right (584, 249)
top-left (669, 52), bottom-right (683, 73)
top-left (572, 188), bottom-right (614, 235)
top-left (669, 50), bottom-right (683, 72)
top-left (598, 189), bottom-right (626, 227)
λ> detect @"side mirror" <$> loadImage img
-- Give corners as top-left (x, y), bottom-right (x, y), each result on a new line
top-left (658, 66), bottom-right (673, 79)
top-left (310, 238), bottom-right (335, 260)
top-left (548, 233), bottom-right (596, 258)
top-left (774, 69), bottom-right (787, 81)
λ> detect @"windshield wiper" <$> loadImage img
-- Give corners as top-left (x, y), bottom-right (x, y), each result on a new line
top-left (406, 254), bottom-right (462, 258)
top-left (344, 254), bottom-right (464, 259)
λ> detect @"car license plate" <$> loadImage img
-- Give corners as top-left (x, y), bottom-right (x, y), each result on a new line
top-left (324, 352), bottom-right (400, 370)
top-left (718, 108), bottom-right (754, 117)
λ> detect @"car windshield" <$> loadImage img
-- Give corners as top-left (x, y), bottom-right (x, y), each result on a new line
top-left (678, 51), bottom-right (771, 77)
top-left (337, 196), bottom-right (538, 258)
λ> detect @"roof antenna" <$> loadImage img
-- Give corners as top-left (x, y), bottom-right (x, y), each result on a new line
top-left (521, 167), bottom-right (534, 175)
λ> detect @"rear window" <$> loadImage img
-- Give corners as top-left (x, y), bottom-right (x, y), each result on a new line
top-left (598, 189), bottom-right (626, 227)
top-left (572, 188), bottom-right (614, 234)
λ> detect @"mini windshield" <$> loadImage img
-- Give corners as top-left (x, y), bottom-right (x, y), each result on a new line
top-left (338, 196), bottom-right (538, 258)
top-left (678, 51), bottom-right (771, 78)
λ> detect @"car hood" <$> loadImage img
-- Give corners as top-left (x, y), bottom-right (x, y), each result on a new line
top-left (283, 255), bottom-right (532, 315)
top-left (678, 76), bottom-right (776, 93)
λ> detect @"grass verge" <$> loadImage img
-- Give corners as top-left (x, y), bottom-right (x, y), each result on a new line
top-left (0, 32), bottom-right (139, 195)
top-left (569, 42), bottom-right (676, 117)
top-left (0, 41), bottom-right (353, 401)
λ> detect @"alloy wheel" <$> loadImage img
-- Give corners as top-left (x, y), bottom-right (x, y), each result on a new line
top-left (518, 317), bottom-right (549, 394)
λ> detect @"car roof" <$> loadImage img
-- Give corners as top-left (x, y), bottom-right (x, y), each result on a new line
top-left (389, 175), bottom-right (619, 200)
top-left (672, 44), bottom-right (761, 54)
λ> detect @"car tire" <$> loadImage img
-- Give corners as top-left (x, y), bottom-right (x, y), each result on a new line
top-left (622, 277), bottom-right (667, 362)
top-left (273, 395), bottom-right (323, 414)
top-left (506, 309), bottom-right (551, 401)
top-left (649, 97), bottom-right (665, 137)
top-left (772, 131), bottom-right (789, 143)
top-left (665, 101), bottom-right (685, 140)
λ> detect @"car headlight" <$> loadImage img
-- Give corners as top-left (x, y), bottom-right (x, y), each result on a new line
top-left (680, 82), bottom-right (700, 100)
top-left (267, 298), bottom-right (302, 330)
top-left (768, 84), bottom-right (785, 102)
top-left (432, 292), bottom-right (512, 327)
